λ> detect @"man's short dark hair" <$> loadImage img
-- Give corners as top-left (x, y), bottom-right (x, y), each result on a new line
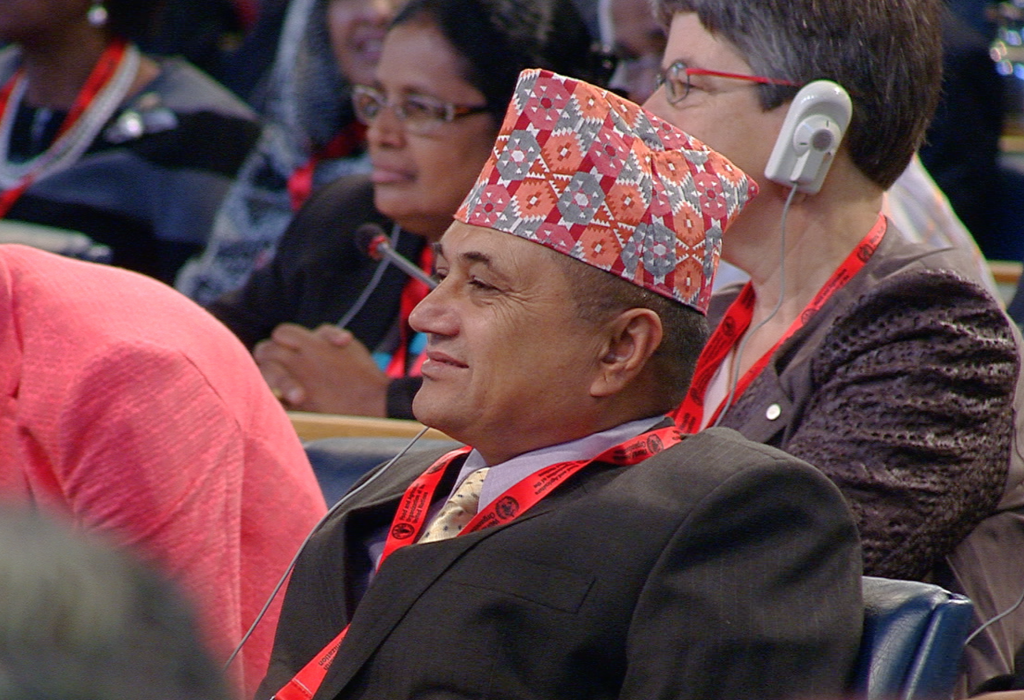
top-left (654, 0), bottom-right (944, 189)
top-left (555, 254), bottom-right (709, 412)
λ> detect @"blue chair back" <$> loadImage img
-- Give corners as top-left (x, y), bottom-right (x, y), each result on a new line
top-left (853, 576), bottom-right (975, 700)
top-left (304, 436), bottom-right (461, 505)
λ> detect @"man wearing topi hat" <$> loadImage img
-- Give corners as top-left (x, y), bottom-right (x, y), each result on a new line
top-left (256, 70), bottom-right (863, 700)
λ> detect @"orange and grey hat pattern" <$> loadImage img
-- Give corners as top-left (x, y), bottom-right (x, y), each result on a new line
top-left (455, 68), bottom-right (757, 314)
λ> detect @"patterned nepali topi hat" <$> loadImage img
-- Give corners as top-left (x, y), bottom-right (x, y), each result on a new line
top-left (455, 68), bottom-right (757, 314)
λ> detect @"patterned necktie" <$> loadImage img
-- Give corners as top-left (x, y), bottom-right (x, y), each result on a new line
top-left (418, 467), bottom-right (490, 543)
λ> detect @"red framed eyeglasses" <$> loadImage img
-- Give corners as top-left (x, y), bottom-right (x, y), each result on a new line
top-left (655, 60), bottom-right (800, 104)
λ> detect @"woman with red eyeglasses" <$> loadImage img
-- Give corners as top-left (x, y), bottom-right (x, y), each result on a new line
top-left (643, 0), bottom-right (1024, 693)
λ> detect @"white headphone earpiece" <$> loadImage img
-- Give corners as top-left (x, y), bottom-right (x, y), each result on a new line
top-left (764, 80), bottom-right (852, 194)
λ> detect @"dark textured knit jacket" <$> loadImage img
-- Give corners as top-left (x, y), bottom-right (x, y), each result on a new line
top-left (709, 223), bottom-right (1019, 581)
top-left (708, 222), bottom-right (1024, 690)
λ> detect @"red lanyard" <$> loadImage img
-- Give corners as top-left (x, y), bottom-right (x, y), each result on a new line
top-left (0, 38), bottom-right (129, 218)
top-left (271, 424), bottom-right (684, 700)
top-left (287, 122), bottom-right (367, 211)
top-left (384, 244), bottom-right (434, 379)
top-left (672, 215), bottom-right (886, 433)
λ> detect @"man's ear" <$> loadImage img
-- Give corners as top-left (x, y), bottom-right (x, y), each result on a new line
top-left (590, 308), bottom-right (663, 398)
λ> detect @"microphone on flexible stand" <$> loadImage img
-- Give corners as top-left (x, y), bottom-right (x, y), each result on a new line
top-left (355, 223), bottom-right (438, 290)
top-left (228, 234), bottom-right (445, 673)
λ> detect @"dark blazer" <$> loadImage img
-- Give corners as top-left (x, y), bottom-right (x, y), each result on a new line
top-left (207, 174), bottom-right (426, 417)
top-left (709, 223), bottom-right (1024, 691)
top-left (257, 427), bottom-right (864, 700)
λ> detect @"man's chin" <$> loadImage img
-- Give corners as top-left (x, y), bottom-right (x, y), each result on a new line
top-left (412, 395), bottom-right (500, 462)
top-left (411, 391), bottom-right (458, 439)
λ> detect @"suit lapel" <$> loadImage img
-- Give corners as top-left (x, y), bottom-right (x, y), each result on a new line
top-left (306, 448), bottom-right (457, 639)
top-left (312, 516), bottom-right (512, 698)
top-left (311, 466), bottom-right (602, 699)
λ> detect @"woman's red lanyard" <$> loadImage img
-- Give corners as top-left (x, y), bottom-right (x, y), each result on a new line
top-left (384, 244), bottom-right (434, 379)
top-left (0, 38), bottom-right (129, 218)
top-left (287, 122), bottom-right (367, 211)
top-left (271, 424), bottom-right (684, 700)
top-left (672, 215), bottom-right (887, 433)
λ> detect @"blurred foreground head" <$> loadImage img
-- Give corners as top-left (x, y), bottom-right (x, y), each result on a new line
top-left (0, 508), bottom-right (229, 700)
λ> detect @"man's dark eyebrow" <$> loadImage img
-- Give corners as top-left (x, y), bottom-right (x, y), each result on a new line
top-left (459, 251), bottom-right (493, 267)
top-left (433, 245), bottom-right (494, 268)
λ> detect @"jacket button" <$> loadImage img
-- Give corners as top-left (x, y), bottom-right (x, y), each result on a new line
top-left (765, 403), bottom-right (781, 421)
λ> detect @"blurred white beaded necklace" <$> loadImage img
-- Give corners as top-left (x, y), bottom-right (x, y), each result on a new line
top-left (0, 40), bottom-right (140, 192)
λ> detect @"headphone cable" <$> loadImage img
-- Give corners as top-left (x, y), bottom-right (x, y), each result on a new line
top-left (222, 425), bottom-right (432, 673)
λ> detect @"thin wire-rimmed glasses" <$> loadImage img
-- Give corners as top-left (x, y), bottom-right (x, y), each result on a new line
top-left (352, 84), bottom-right (490, 136)
top-left (655, 60), bottom-right (800, 105)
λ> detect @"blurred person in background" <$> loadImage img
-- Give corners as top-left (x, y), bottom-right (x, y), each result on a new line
top-left (176, 0), bottom-right (401, 303)
top-left (137, 0), bottom-right (290, 102)
top-left (207, 0), bottom-right (607, 419)
top-left (0, 0), bottom-right (261, 283)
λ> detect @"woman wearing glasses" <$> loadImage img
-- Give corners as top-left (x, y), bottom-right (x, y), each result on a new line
top-left (207, 0), bottom-right (603, 419)
top-left (641, 0), bottom-right (1024, 691)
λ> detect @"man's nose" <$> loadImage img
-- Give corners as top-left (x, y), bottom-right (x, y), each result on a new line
top-left (409, 284), bottom-right (454, 336)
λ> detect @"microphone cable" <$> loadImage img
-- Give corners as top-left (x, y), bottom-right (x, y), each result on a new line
top-left (336, 222), bottom-right (403, 329)
top-left (227, 218), bottom-right (438, 670)
top-left (964, 585), bottom-right (1024, 647)
top-left (229, 219), bottom-right (440, 671)
top-left (713, 184), bottom-right (799, 428)
top-left (958, 555), bottom-right (1024, 647)
top-left (222, 425), bottom-right (432, 673)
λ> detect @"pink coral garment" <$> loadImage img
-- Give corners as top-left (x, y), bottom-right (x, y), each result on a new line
top-left (0, 244), bottom-right (327, 698)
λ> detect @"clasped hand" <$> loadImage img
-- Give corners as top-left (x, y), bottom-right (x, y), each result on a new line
top-left (253, 323), bottom-right (390, 416)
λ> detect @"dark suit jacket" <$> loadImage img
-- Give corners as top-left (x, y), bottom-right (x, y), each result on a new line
top-left (258, 427), bottom-right (863, 700)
